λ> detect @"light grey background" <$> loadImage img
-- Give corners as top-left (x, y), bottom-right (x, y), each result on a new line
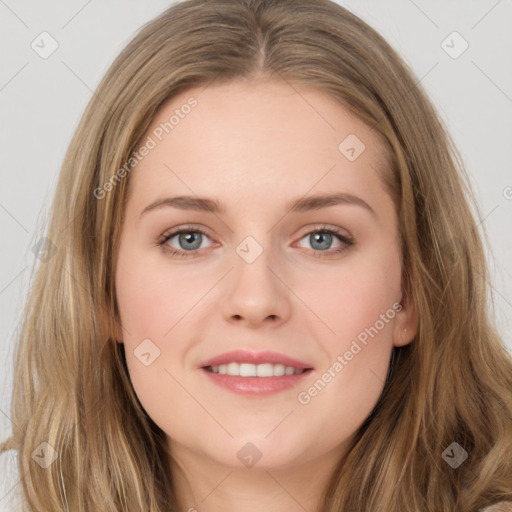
top-left (1, 1), bottom-right (511, 508)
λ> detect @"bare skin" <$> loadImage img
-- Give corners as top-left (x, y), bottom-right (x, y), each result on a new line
top-left (114, 78), bottom-right (417, 512)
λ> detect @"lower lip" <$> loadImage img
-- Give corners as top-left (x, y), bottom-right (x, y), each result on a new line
top-left (200, 368), bottom-right (313, 396)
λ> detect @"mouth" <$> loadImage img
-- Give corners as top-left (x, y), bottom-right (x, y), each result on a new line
top-left (203, 362), bottom-right (311, 377)
top-left (198, 349), bottom-right (314, 395)
top-left (200, 362), bottom-right (314, 395)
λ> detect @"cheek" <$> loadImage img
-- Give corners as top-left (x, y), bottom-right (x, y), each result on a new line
top-left (295, 247), bottom-right (401, 439)
top-left (114, 245), bottom-right (225, 422)
top-left (302, 242), bottom-right (402, 351)
top-left (115, 252), bottom-right (203, 340)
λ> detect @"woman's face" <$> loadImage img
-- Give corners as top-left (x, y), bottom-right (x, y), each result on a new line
top-left (114, 79), bottom-right (416, 472)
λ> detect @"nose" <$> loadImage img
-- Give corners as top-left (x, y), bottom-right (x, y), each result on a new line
top-left (221, 240), bottom-right (292, 328)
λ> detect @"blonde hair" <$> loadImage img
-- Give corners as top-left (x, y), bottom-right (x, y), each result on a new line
top-left (2, 0), bottom-right (511, 510)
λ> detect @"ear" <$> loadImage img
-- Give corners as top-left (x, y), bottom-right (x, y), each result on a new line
top-left (392, 289), bottom-right (418, 347)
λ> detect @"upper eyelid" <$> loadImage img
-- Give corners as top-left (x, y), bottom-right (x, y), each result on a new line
top-left (160, 224), bottom-right (352, 247)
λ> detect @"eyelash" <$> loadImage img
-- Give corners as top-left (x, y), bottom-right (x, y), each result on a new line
top-left (156, 224), bottom-right (354, 259)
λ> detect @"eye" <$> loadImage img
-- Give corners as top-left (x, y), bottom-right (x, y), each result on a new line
top-left (156, 224), bottom-right (354, 258)
top-left (295, 225), bottom-right (354, 257)
top-left (157, 225), bottom-right (215, 258)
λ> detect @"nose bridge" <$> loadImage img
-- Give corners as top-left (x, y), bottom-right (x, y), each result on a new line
top-left (221, 229), bottom-right (291, 325)
top-left (233, 231), bottom-right (279, 293)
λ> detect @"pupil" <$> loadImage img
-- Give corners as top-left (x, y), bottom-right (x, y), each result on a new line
top-left (312, 232), bottom-right (331, 250)
top-left (180, 232), bottom-right (201, 250)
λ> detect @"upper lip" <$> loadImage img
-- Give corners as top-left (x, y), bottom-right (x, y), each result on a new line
top-left (199, 350), bottom-right (313, 370)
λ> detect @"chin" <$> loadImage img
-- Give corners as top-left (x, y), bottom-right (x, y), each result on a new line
top-left (212, 434), bottom-right (310, 471)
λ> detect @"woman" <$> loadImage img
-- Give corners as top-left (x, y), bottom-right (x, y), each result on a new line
top-left (1, 0), bottom-right (511, 510)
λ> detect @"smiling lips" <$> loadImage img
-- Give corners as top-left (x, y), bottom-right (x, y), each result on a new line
top-left (199, 349), bottom-right (314, 395)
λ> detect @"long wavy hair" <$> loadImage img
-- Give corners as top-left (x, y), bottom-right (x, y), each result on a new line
top-left (2, 0), bottom-right (511, 510)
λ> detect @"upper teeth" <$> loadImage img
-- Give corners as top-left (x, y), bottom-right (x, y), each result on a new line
top-left (208, 362), bottom-right (304, 377)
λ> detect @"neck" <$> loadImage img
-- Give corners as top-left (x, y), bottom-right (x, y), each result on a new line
top-left (168, 440), bottom-right (347, 512)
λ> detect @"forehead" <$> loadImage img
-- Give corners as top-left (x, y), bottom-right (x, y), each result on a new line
top-left (125, 79), bottom-right (392, 213)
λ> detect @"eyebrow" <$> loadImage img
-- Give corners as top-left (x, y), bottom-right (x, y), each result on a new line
top-left (139, 192), bottom-right (377, 218)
